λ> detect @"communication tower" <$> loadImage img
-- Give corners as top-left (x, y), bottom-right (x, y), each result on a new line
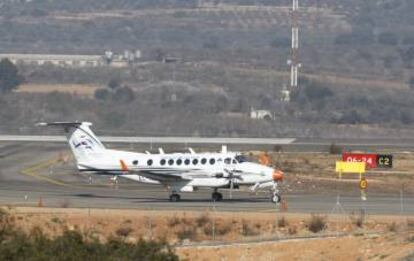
top-left (288, 0), bottom-right (301, 88)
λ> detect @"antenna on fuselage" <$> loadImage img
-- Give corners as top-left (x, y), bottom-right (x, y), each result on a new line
top-left (145, 151), bottom-right (151, 154)
top-left (221, 145), bottom-right (227, 153)
top-left (158, 148), bottom-right (165, 154)
top-left (188, 148), bottom-right (195, 154)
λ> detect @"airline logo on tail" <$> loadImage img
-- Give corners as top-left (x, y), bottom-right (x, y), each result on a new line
top-left (72, 135), bottom-right (94, 150)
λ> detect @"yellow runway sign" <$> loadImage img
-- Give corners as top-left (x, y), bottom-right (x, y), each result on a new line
top-left (335, 161), bottom-right (366, 174)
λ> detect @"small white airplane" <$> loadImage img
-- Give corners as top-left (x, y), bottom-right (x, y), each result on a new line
top-left (37, 122), bottom-right (284, 203)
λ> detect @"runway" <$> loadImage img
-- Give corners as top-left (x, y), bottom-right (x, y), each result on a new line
top-left (0, 142), bottom-right (413, 215)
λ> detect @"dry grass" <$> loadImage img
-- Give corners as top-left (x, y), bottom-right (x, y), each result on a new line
top-left (5, 207), bottom-right (411, 245)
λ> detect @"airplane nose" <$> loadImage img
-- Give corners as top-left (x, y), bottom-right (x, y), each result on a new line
top-left (272, 170), bottom-right (284, 182)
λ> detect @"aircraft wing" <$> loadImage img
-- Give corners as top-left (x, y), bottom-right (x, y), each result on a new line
top-left (126, 168), bottom-right (194, 182)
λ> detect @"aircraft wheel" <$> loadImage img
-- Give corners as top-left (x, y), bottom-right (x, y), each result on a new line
top-left (271, 193), bottom-right (281, 204)
top-left (212, 192), bottom-right (223, 202)
top-left (169, 194), bottom-right (181, 202)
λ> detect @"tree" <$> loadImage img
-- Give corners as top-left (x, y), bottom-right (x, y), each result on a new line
top-left (409, 76), bottom-right (414, 90)
top-left (94, 88), bottom-right (110, 101)
top-left (377, 32), bottom-right (398, 45)
top-left (114, 86), bottom-right (135, 102)
top-left (107, 77), bottom-right (121, 90)
top-left (0, 59), bottom-right (23, 93)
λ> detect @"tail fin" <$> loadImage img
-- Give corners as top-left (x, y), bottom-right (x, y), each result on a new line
top-left (37, 122), bottom-right (105, 164)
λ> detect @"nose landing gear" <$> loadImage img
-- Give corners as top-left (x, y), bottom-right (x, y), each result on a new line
top-left (271, 192), bottom-right (281, 203)
top-left (270, 182), bottom-right (282, 203)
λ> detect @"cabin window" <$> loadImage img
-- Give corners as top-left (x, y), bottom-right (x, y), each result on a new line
top-left (209, 158), bottom-right (215, 165)
top-left (192, 159), bottom-right (198, 165)
top-left (177, 159), bottom-right (182, 165)
top-left (224, 158), bottom-right (231, 164)
top-left (168, 159), bottom-right (174, 165)
top-left (147, 159), bottom-right (153, 166)
top-left (184, 159), bottom-right (190, 165)
top-left (160, 159), bottom-right (166, 166)
top-left (201, 158), bottom-right (207, 164)
top-left (132, 160), bottom-right (138, 165)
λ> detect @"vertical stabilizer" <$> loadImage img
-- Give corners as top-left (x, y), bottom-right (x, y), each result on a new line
top-left (37, 122), bottom-right (105, 164)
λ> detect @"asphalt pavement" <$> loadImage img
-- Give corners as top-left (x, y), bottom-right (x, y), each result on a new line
top-left (0, 142), bottom-right (412, 215)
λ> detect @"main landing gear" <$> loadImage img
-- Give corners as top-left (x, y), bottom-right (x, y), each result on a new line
top-left (169, 191), bottom-right (181, 202)
top-left (212, 189), bottom-right (223, 202)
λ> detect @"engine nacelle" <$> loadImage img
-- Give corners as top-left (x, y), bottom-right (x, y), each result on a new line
top-left (250, 181), bottom-right (274, 191)
top-left (179, 186), bottom-right (194, 192)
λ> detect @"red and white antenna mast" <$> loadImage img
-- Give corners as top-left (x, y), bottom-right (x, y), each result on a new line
top-left (289, 0), bottom-right (300, 88)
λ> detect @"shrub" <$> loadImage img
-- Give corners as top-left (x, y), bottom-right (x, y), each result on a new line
top-left (0, 59), bottom-right (24, 93)
top-left (217, 222), bottom-right (232, 236)
top-left (307, 215), bottom-right (327, 233)
top-left (329, 143), bottom-right (342, 155)
top-left (288, 226), bottom-right (297, 235)
top-left (51, 217), bottom-right (63, 224)
top-left (195, 212), bottom-right (210, 227)
top-left (350, 211), bottom-right (365, 228)
top-left (115, 226), bottom-right (133, 238)
top-left (277, 216), bottom-right (288, 228)
top-left (176, 227), bottom-right (196, 241)
top-left (304, 84), bottom-right (333, 101)
top-left (108, 78), bottom-right (121, 90)
top-left (241, 220), bottom-right (259, 236)
top-left (0, 226), bottom-right (178, 260)
top-left (407, 219), bottom-right (414, 228)
top-left (114, 86), bottom-right (135, 102)
top-left (59, 199), bottom-right (70, 208)
top-left (387, 222), bottom-right (398, 232)
top-left (94, 88), bottom-right (110, 100)
top-left (168, 215), bottom-right (181, 227)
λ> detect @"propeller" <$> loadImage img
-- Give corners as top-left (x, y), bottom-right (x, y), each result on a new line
top-left (223, 168), bottom-right (243, 199)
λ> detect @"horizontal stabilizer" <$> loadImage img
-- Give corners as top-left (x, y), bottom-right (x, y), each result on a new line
top-left (36, 122), bottom-right (91, 128)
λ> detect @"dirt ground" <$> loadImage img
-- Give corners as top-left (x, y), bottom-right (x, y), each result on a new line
top-left (177, 233), bottom-right (414, 261)
top-left (17, 84), bottom-right (99, 97)
top-left (4, 207), bottom-right (414, 261)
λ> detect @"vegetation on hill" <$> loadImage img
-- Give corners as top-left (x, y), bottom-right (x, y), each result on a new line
top-left (0, 1), bottom-right (413, 137)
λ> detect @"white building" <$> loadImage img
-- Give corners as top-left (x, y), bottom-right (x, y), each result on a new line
top-left (250, 108), bottom-right (274, 120)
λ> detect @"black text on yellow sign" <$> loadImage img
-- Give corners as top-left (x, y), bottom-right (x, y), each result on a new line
top-left (359, 178), bottom-right (368, 190)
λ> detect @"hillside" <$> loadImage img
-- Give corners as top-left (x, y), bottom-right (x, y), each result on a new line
top-left (0, 0), bottom-right (414, 137)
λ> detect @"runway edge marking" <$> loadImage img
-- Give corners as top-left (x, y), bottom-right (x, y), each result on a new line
top-left (20, 159), bottom-right (73, 187)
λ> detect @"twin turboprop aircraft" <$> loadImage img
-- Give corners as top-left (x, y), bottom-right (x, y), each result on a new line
top-left (38, 122), bottom-right (284, 203)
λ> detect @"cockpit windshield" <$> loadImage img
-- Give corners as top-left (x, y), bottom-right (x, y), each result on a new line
top-left (235, 155), bottom-right (248, 163)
